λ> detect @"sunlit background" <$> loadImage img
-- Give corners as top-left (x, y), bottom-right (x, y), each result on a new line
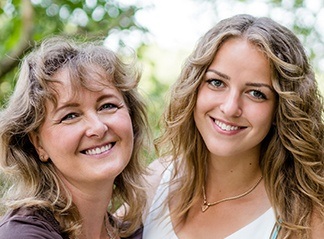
top-left (0, 0), bottom-right (323, 136)
top-left (102, 0), bottom-right (324, 107)
top-left (107, 0), bottom-right (324, 128)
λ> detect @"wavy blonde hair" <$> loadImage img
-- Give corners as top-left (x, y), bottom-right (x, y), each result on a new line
top-left (156, 14), bottom-right (324, 239)
top-left (0, 36), bottom-right (149, 238)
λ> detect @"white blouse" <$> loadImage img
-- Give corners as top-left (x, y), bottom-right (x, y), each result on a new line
top-left (143, 163), bottom-right (278, 239)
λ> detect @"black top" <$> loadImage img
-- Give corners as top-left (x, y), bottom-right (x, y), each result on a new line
top-left (0, 207), bottom-right (143, 239)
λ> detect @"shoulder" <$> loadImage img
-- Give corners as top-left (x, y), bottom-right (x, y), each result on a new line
top-left (146, 158), bottom-right (170, 187)
top-left (0, 207), bottom-right (64, 239)
top-left (144, 158), bottom-right (171, 214)
top-left (146, 158), bottom-right (171, 197)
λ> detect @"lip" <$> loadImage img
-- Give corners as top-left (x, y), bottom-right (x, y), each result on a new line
top-left (81, 142), bottom-right (116, 155)
top-left (211, 117), bottom-right (247, 133)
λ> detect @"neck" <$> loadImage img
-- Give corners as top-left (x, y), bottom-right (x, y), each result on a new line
top-left (78, 206), bottom-right (110, 239)
top-left (66, 182), bottom-right (115, 239)
top-left (206, 153), bottom-right (262, 200)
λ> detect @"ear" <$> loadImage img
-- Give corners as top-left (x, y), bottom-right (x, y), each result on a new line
top-left (29, 132), bottom-right (49, 162)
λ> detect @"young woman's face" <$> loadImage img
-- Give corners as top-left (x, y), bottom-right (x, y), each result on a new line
top-left (30, 67), bottom-right (134, 189)
top-left (194, 38), bottom-right (276, 159)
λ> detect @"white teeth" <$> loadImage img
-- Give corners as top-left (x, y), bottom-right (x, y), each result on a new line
top-left (215, 120), bottom-right (239, 131)
top-left (85, 144), bottom-right (112, 155)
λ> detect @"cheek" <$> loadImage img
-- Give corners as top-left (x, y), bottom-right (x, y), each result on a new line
top-left (126, 119), bottom-right (134, 146)
top-left (40, 126), bottom-right (82, 157)
top-left (120, 116), bottom-right (134, 162)
top-left (195, 88), bottom-right (212, 113)
top-left (193, 96), bottom-right (204, 125)
top-left (250, 105), bottom-right (275, 131)
top-left (112, 112), bottom-right (134, 142)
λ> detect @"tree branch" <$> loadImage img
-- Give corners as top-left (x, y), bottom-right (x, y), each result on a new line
top-left (0, 0), bottom-right (34, 80)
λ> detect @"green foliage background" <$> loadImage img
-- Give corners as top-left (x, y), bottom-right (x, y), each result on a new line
top-left (0, 0), bottom-right (323, 163)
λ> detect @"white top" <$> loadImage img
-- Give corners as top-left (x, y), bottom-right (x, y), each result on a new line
top-left (143, 163), bottom-right (279, 239)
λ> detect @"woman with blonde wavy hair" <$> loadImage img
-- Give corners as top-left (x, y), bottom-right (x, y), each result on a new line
top-left (0, 36), bottom-right (149, 238)
top-left (143, 14), bottom-right (324, 239)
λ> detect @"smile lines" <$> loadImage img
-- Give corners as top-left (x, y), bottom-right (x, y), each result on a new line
top-left (84, 143), bottom-right (114, 155)
top-left (215, 120), bottom-right (242, 131)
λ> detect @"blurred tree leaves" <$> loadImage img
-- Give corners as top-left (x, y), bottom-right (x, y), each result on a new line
top-left (1, 0), bottom-right (323, 129)
top-left (0, 0), bottom-right (147, 102)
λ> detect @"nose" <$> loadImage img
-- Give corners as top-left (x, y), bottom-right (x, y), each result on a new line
top-left (219, 91), bottom-right (242, 117)
top-left (85, 114), bottom-right (108, 138)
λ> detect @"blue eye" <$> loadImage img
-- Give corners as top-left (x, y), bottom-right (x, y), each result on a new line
top-left (99, 103), bottom-right (119, 111)
top-left (206, 79), bottom-right (224, 88)
top-left (249, 90), bottom-right (267, 100)
top-left (61, 113), bottom-right (78, 122)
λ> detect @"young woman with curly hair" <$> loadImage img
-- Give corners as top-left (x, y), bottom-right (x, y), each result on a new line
top-left (144, 14), bottom-right (324, 239)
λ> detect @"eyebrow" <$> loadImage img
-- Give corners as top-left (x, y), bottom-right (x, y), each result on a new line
top-left (206, 69), bottom-right (230, 80)
top-left (206, 69), bottom-right (274, 91)
top-left (246, 82), bottom-right (274, 91)
top-left (96, 94), bottom-right (120, 103)
top-left (54, 93), bottom-right (121, 113)
top-left (54, 102), bottom-right (79, 115)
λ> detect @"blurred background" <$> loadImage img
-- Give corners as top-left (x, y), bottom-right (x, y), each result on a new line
top-left (1, 0), bottom-right (323, 140)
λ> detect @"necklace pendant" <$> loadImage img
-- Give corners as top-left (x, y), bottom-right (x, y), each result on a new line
top-left (201, 203), bottom-right (209, 212)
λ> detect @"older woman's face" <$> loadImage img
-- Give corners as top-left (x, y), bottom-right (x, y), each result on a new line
top-left (30, 67), bottom-right (134, 190)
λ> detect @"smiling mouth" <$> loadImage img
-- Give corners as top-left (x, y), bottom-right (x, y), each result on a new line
top-left (214, 120), bottom-right (245, 131)
top-left (83, 143), bottom-right (115, 155)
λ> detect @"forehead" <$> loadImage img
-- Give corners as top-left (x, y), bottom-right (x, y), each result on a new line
top-left (48, 66), bottom-right (121, 103)
top-left (215, 38), bottom-right (267, 60)
top-left (211, 38), bottom-right (271, 74)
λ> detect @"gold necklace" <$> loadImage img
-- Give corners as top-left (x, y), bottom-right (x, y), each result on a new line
top-left (201, 176), bottom-right (263, 212)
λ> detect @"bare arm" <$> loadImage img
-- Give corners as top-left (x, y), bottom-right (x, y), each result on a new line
top-left (114, 158), bottom-right (168, 220)
top-left (143, 158), bottom-right (169, 220)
